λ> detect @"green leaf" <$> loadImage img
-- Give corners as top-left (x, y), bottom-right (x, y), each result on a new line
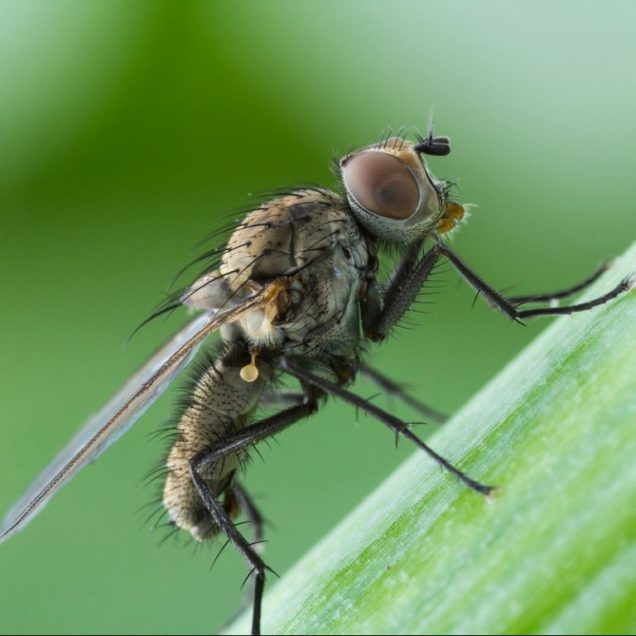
top-left (226, 242), bottom-right (636, 635)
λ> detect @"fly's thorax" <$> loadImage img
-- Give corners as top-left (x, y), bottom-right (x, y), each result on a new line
top-left (220, 188), bottom-right (364, 287)
top-left (182, 189), bottom-right (344, 311)
top-left (339, 136), bottom-right (464, 243)
top-left (163, 345), bottom-right (272, 541)
top-left (181, 188), bottom-right (369, 355)
top-left (278, 239), bottom-right (365, 358)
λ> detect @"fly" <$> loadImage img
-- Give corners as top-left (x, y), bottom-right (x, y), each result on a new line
top-left (1, 126), bottom-right (632, 635)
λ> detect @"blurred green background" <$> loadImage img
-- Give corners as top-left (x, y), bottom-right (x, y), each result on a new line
top-left (1, 1), bottom-right (635, 633)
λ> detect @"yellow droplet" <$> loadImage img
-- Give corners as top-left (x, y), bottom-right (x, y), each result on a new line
top-left (240, 352), bottom-right (259, 383)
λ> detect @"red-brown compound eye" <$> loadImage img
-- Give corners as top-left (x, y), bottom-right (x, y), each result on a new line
top-left (342, 151), bottom-right (420, 219)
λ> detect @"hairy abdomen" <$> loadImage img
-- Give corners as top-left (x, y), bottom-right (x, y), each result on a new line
top-left (163, 344), bottom-right (271, 541)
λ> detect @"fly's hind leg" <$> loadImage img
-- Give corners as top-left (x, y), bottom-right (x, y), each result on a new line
top-left (229, 481), bottom-right (267, 619)
top-left (258, 390), bottom-right (306, 410)
top-left (190, 399), bottom-right (317, 636)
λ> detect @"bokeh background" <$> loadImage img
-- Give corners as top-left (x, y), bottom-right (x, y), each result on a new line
top-left (1, 2), bottom-right (635, 633)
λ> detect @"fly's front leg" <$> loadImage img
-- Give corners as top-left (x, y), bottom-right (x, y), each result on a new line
top-left (437, 244), bottom-right (631, 321)
top-left (190, 399), bottom-right (317, 636)
top-left (363, 239), bottom-right (438, 341)
top-left (506, 261), bottom-right (610, 306)
top-left (362, 238), bottom-right (423, 341)
top-left (364, 242), bottom-right (631, 338)
top-left (360, 240), bottom-right (449, 423)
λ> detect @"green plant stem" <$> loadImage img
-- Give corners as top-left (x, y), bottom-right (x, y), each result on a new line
top-left (226, 242), bottom-right (636, 635)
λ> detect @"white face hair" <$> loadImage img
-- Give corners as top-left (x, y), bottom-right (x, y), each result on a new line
top-left (339, 136), bottom-right (451, 243)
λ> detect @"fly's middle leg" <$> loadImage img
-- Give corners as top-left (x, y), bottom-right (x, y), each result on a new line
top-left (281, 358), bottom-right (494, 496)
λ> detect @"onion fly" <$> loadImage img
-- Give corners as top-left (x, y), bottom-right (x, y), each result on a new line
top-left (1, 126), bottom-right (631, 635)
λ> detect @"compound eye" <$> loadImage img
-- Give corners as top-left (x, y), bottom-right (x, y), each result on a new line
top-left (342, 151), bottom-right (420, 219)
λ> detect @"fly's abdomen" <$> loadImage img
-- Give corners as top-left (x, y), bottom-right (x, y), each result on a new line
top-left (163, 344), bottom-right (271, 541)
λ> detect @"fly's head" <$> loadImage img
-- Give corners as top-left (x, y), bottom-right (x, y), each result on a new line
top-left (339, 133), bottom-right (465, 243)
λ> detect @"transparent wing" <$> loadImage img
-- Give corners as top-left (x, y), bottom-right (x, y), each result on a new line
top-left (0, 283), bottom-right (278, 544)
